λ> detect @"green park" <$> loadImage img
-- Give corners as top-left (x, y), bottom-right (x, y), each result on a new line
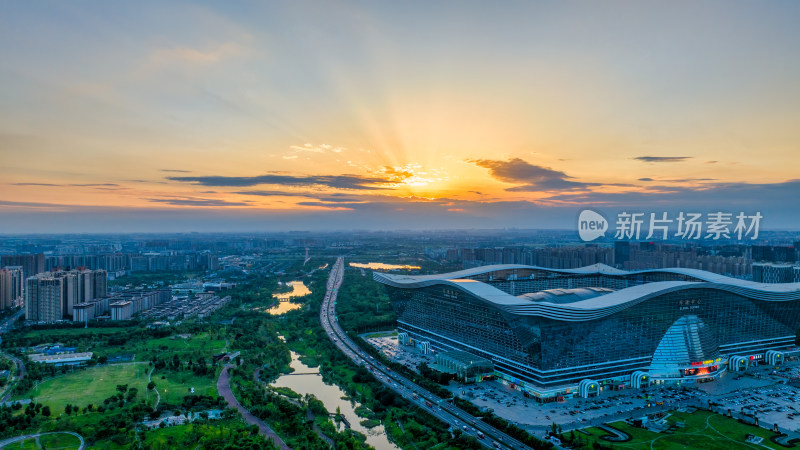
top-left (578, 409), bottom-right (792, 450)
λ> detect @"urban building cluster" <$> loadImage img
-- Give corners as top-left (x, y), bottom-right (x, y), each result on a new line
top-left (1, 253), bottom-right (45, 280)
top-left (0, 248), bottom-right (232, 324)
top-left (25, 269), bottom-right (107, 322)
top-left (443, 241), bottom-right (800, 279)
top-left (45, 252), bottom-right (219, 274)
top-left (613, 241), bottom-right (752, 277)
top-left (138, 293), bottom-right (231, 321)
top-left (752, 263), bottom-right (800, 284)
top-left (447, 246), bottom-right (614, 269)
top-left (1, 254), bottom-right (46, 311)
top-left (81, 289), bottom-right (171, 322)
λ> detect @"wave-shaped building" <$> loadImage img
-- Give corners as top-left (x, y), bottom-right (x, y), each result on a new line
top-left (374, 264), bottom-right (800, 401)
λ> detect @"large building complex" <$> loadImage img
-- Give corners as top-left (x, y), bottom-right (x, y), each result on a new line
top-left (25, 269), bottom-right (107, 322)
top-left (71, 288), bottom-right (171, 322)
top-left (375, 264), bottom-right (800, 401)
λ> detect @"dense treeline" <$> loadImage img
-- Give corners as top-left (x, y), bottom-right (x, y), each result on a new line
top-left (2, 322), bottom-right (167, 353)
top-left (335, 271), bottom-right (397, 333)
top-left (0, 402), bottom-right (47, 438)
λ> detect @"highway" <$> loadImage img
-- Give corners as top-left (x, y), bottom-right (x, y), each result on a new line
top-left (320, 257), bottom-right (535, 450)
top-left (0, 309), bottom-right (24, 338)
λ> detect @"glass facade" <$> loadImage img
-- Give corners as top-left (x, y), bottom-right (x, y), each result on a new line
top-left (380, 266), bottom-right (800, 397)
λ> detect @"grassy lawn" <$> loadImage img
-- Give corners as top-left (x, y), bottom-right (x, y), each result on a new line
top-left (39, 432), bottom-right (82, 449)
top-left (150, 370), bottom-right (217, 406)
top-left (13, 363), bottom-right (150, 413)
top-left (134, 332), bottom-right (227, 362)
top-left (139, 419), bottom-right (245, 448)
top-left (11, 433), bottom-right (81, 450)
top-left (581, 410), bottom-right (790, 450)
top-left (14, 328), bottom-right (228, 364)
top-left (142, 332), bottom-right (227, 354)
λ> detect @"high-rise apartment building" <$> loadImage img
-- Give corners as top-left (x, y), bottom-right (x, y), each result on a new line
top-left (0, 269), bottom-right (12, 310)
top-left (0, 267), bottom-right (24, 310)
top-left (26, 275), bottom-right (64, 322)
top-left (1, 253), bottom-right (45, 280)
top-left (25, 269), bottom-right (107, 322)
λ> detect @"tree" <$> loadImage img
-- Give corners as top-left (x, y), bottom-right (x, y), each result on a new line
top-left (148, 381), bottom-right (156, 390)
top-left (98, 355), bottom-right (108, 364)
top-left (126, 387), bottom-right (138, 402)
top-left (42, 405), bottom-right (51, 417)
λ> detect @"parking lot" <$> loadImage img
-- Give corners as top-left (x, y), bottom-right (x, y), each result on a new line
top-left (703, 360), bottom-right (800, 432)
top-left (363, 335), bottom-right (800, 434)
top-left (448, 379), bottom-right (713, 431)
top-left (364, 335), bottom-right (437, 371)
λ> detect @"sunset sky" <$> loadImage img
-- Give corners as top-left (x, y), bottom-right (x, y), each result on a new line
top-left (2, 1), bottom-right (800, 232)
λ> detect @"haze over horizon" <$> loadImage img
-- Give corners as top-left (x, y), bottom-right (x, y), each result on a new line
top-left (3, 2), bottom-right (800, 233)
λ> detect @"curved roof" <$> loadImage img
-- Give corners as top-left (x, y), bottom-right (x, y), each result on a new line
top-left (517, 287), bottom-right (614, 304)
top-left (373, 264), bottom-right (800, 321)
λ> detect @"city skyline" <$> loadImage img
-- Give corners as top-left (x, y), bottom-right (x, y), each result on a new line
top-left (3, 2), bottom-right (800, 232)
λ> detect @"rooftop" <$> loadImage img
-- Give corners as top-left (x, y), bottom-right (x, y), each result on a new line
top-left (517, 287), bottom-right (614, 304)
top-left (374, 264), bottom-right (800, 321)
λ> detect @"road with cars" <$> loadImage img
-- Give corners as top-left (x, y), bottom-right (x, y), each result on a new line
top-left (320, 257), bottom-right (536, 450)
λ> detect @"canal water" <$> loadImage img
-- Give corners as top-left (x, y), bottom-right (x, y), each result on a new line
top-left (271, 350), bottom-right (399, 449)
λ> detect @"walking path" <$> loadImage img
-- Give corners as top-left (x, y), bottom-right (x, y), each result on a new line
top-left (0, 431), bottom-right (85, 449)
top-left (148, 367), bottom-right (161, 411)
top-left (217, 365), bottom-right (290, 450)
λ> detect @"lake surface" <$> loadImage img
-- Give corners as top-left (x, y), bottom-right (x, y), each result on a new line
top-left (275, 281), bottom-right (311, 300)
top-left (265, 281), bottom-right (311, 315)
top-left (271, 350), bottom-right (398, 449)
top-left (349, 262), bottom-right (421, 270)
top-left (266, 302), bottom-right (302, 315)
